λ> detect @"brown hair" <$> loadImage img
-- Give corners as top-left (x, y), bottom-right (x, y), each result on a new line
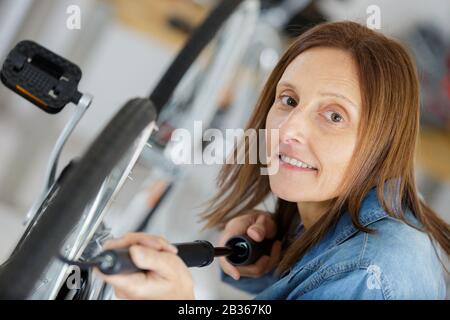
top-left (200, 21), bottom-right (450, 274)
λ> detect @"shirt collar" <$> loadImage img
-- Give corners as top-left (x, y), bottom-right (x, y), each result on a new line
top-left (327, 187), bottom-right (389, 248)
top-left (289, 187), bottom-right (389, 272)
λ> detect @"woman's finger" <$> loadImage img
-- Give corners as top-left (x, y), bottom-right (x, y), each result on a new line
top-left (235, 255), bottom-right (271, 278)
top-left (94, 267), bottom-right (147, 291)
top-left (263, 240), bottom-right (282, 274)
top-left (104, 233), bottom-right (177, 252)
top-left (241, 240), bottom-right (281, 276)
top-left (129, 245), bottom-right (182, 279)
top-left (218, 216), bottom-right (254, 246)
top-left (103, 233), bottom-right (178, 254)
top-left (219, 256), bottom-right (241, 280)
top-left (114, 288), bottom-right (130, 300)
top-left (247, 214), bottom-right (277, 242)
top-left (222, 241), bottom-right (281, 279)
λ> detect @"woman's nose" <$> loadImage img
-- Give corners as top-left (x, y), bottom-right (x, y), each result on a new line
top-left (278, 108), bottom-right (310, 145)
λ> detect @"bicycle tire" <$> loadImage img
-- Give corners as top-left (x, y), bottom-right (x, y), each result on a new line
top-left (0, 0), bottom-right (247, 299)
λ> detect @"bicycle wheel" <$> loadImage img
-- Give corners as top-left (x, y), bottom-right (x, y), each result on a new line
top-left (0, 0), bottom-right (255, 299)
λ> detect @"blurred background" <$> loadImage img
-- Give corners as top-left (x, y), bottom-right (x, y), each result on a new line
top-left (0, 0), bottom-right (449, 299)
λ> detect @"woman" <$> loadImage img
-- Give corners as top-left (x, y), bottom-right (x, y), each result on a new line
top-left (97, 21), bottom-right (450, 299)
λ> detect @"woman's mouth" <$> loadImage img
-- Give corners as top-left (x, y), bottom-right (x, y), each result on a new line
top-left (278, 154), bottom-right (318, 172)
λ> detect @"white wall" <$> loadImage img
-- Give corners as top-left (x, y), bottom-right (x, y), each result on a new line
top-left (320, 0), bottom-right (450, 38)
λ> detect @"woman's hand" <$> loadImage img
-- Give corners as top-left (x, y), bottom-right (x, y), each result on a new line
top-left (95, 233), bottom-right (195, 300)
top-left (218, 210), bottom-right (282, 280)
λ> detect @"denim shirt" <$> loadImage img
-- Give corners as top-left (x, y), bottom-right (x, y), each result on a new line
top-left (221, 188), bottom-right (447, 299)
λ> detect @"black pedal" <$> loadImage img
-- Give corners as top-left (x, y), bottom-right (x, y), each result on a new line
top-left (1, 40), bottom-right (82, 114)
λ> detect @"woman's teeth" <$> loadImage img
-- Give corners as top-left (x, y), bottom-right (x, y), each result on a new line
top-left (280, 154), bottom-right (316, 169)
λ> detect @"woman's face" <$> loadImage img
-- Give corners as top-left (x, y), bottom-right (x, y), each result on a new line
top-left (266, 47), bottom-right (362, 202)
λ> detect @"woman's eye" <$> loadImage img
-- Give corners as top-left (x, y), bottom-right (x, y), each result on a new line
top-left (280, 95), bottom-right (297, 107)
top-left (324, 111), bottom-right (344, 123)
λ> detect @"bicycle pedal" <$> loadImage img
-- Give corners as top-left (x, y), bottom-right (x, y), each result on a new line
top-left (0, 40), bottom-right (82, 114)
